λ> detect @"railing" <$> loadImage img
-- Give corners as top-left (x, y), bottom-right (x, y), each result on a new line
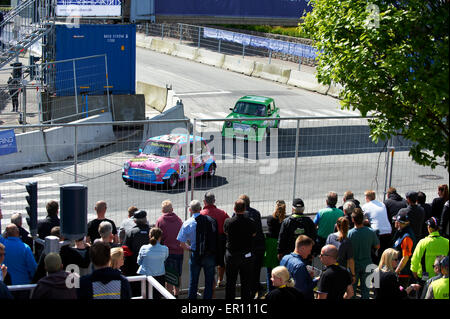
top-left (1, 116), bottom-right (447, 226)
top-left (0, 0), bottom-right (55, 69)
top-left (7, 275), bottom-right (175, 299)
top-left (136, 23), bottom-right (317, 69)
top-left (0, 54), bottom-right (110, 125)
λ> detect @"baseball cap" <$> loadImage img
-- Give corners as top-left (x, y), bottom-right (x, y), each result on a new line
top-left (405, 191), bottom-right (418, 202)
top-left (393, 210), bottom-right (408, 223)
top-left (426, 217), bottom-right (439, 229)
top-left (293, 198), bottom-right (304, 208)
top-left (134, 210), bottom-right (147, 219)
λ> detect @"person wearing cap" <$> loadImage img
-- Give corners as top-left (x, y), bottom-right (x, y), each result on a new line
top-left (31, 253), bottom-right (77, 299)
top-left (122, 210), bottom-right (150, 295)
top-left (396, 191), bottom-right (426, 241)
top-left (278, 198), bottom-right (317, 261)
top-left (392, 210), bottom-right (416, 288)
top-left (425, 256), bottom-right (449, 299)
top-left (118, 206), bottom-right (139, 244)
top-left (410, 217), bottom-right (449, 286)
top-left (313, 192), bottom-right (344, 254)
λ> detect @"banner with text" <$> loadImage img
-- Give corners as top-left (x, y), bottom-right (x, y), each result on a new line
top-left (0, 130), bottom-right (18, 156)
top-left (56, 0), bottom-right (122, 17)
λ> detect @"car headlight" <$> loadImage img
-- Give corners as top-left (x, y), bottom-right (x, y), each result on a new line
top-left (154, 167), bottom-right (161, 175)
top-left (123, 162), bottom-right (130, 170)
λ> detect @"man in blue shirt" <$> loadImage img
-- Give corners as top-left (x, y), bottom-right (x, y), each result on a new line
top-left (177, 200), bottom-right (217, 299)
top-left (0, 224), bottom-right (37, 285)
top-left (280, 235), bottom-right (318, 299)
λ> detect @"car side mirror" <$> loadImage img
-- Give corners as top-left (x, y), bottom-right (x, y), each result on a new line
top-left (138, 148), bottom-right (142, 153)
top-left (229, 108), bottom-right (234, 111)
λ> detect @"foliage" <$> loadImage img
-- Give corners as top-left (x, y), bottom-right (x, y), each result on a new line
top-left (301, 0), bottom-right (449, 170)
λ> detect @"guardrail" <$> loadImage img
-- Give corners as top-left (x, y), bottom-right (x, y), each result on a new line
top-left (7, 274), bottom-right (175, 299)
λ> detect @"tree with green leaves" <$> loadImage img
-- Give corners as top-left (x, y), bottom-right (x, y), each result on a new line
top-left (301, 0), bottom-right (449, 170)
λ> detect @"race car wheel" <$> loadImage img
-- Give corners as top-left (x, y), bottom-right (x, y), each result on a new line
top-left (207, 164), bottom-right (216, 178)
top-left (167, 173), bottom-right (179, 188)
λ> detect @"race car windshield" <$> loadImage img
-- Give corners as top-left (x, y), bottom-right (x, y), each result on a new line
top-left (233, 102), bottom-right (267, 116)
top-left (142, 141), bottom-right (175, 158)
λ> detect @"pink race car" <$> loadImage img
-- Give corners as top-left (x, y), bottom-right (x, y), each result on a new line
top-left (122, 134), bottom-right (216, 188)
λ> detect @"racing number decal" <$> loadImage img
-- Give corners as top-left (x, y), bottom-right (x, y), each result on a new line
top-left (180, 163), bottom-right (187, 176)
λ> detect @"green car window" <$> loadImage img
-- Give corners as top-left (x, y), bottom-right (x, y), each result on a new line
top-left (233, 102), bottom-right (267, 116)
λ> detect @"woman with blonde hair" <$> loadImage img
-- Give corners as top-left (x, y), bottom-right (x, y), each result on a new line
top-left (110, 247), bottom-right (124, 271)
top-left (264, 266), bottom-right (304, 301)
top-left (374, 248), bottom-right (420, 299)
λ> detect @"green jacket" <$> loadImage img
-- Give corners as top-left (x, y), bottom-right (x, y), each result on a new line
top-left (431, 277), bottom-right (449, 299)
top-left (410, 231), bottom-right (449, 279)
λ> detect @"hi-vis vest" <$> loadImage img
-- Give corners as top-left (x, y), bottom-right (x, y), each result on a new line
top-left (432, 277), bottom-right (449, 299)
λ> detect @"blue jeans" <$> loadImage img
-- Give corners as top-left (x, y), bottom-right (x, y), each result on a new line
top-left (188, 253), bottom-right (216, 299)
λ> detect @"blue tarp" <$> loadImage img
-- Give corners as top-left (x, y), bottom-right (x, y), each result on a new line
top-left (0, 130), bottom-right (17, 156)
top-left (155, 0), bottom-right (311, 18)
top-left (203, 27), bottom-right (318, 59)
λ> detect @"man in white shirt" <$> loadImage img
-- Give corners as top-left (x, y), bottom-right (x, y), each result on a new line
top-left (362, 190), bottom-right (392, 264)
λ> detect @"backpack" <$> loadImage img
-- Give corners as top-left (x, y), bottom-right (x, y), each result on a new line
top-left (194, 214), bottom-right (218, 263)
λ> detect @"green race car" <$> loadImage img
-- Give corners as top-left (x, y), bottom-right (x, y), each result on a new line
top-left (221, 95), bottom-right (280, 141)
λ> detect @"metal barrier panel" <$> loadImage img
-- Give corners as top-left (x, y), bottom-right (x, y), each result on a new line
top-left (0, 117), bottom-right (448, 233)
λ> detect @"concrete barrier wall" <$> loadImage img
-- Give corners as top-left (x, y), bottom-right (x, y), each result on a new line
top-left (0, 130), bottom-right (48, 175)
top-left (195, 48), bottom-right (225, 68)
top-left (137, 81), bottom-right (168, 113)
top-left (326, 81), bottom-right (343, 98)
top-left (150, 38), bottom-right (176, 55)
top-left (287, 70), bottom-right (329, 94)
top-left (172, 44), bottom-right (198, 60)
top-left (0, 113), bottom-right (116, 175)
top-left (45, 112), bottom-right (116, 162)
top-left (252, 62), bottom-right (291, 84)
top-left (222, 55), bottom-right (255, 76)
top-left (143, 102), bottom-right (189, 141)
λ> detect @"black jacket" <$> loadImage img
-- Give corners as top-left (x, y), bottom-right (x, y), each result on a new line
top-left (277, 214), bottom-right (317, 257)
top-left (397, 204), bottom-right (425, 240)
top-left (441, 200), bottom-right (449, 238)
top-left (31, 271), bottom-right (77, 299)
top-left (384, 193), bottom-right (407, 221)
top-left (245, 207), bottom-right (266, 254)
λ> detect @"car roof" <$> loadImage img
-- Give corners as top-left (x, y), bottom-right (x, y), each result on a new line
top-left (237, 95), bottom-right (274, 105)
top-left (147, 134), bottom-right (204, 145)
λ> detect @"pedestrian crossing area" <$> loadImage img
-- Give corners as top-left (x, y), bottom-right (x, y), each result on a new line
top-left (0, 174), bottom-right (60, 221)
top-left (188, 108), bottom-right (367, 132)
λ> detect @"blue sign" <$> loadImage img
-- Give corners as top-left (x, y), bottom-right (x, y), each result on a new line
top-left (155, 0), bottom-right (311, 18)
top-left (0, 130), bottom-right (18, 156)
top-left (204, 27), bottom-right (318, 60)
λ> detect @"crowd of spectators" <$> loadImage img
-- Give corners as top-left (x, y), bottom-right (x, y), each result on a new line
top-left (0, 184), bottom-right (448, 300)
